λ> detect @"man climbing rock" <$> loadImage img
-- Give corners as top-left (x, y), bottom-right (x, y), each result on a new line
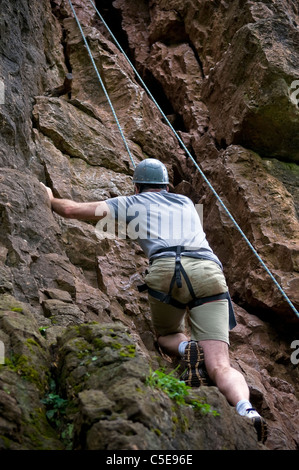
top-left (41, 158), bottom-right (267, 443)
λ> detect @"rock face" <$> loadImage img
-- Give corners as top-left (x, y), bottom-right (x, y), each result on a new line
top-left (0, 0), bottom-right (298, 450)
top-left (0, 300), bottom-right (262, 450)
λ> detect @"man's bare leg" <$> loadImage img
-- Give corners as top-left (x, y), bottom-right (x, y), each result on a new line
top-left (158, 335), bottom-right (249, 404)
top-left (158, 335), bottom-right (267, 442)
top-left (200, 339), bottom-right (267, 442)
top-left (157, 332), bottom-right (188, 356)
top-left (199, 339), bottom-right (249, 406)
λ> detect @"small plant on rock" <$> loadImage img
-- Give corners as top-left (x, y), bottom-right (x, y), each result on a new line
top-left (146, 368), bottom-right (219, 416)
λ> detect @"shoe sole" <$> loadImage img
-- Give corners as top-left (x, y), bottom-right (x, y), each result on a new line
top-left (252, 416), bottom-right (268, 443)
top-left (181, 341), bottom-right (208, 387)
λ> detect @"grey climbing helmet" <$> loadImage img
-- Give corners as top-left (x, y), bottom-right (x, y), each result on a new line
top-left (132, 158), bottom-right (169, 184)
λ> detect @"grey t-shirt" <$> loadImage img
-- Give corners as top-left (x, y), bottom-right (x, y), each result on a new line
top-left (105, 190), bottom-right (221, 266)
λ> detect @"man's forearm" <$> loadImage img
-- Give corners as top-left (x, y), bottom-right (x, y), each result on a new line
top-left (40, 183), bottom-right (109, 221)
top-left (51, 198), bottom-right (78, 218)
top-left (51, 198), bottom-right (109, 221)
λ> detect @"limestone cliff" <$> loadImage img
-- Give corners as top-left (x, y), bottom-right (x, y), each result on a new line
top-left (0, 0), bottom-right (298, 450)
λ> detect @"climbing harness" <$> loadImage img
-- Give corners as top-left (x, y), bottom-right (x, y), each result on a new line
top-left (68, 1), bottom-right (299, 319)
top-left (138, 246), bottom-right (236, 330)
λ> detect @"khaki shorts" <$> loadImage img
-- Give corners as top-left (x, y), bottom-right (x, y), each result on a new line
top-left (144, 257), bottom-right (229, 344)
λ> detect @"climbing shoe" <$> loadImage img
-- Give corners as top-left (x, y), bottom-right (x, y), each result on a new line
top-left (180, 340), bottom-right (210, 387)
top-left (245, 408), bottom-right (268, 443)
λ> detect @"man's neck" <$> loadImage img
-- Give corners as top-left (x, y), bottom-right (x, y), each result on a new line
top-left (143, 188), bottom-right (164, 193)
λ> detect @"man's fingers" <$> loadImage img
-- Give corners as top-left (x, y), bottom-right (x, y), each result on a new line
top-left (40, 182), bottom-right (53, 207)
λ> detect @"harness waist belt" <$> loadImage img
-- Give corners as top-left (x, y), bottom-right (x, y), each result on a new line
top-left (138, 283), bottom-right (236, 330)
top-left (150, 245), bottom-right (200, 260)
top-left (138, 245), bottom-right (237, 330)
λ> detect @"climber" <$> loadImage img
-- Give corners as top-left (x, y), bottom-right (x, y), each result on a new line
top-left (41, 158), bottom-right (267, 443)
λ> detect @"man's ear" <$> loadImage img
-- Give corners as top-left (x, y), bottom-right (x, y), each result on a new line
top-left (134, 184), bottom-right (140, 194)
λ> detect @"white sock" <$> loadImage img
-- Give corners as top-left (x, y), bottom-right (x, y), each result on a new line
top-left (178, 341), bottom-right (189, 357)
top-left (236, 399), bottom-right (253, 416)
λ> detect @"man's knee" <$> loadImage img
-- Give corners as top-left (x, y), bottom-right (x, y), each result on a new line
top-left (199, 339), bottom-right (230, 379)
top-left (206, 363), bottom-right (231, 383)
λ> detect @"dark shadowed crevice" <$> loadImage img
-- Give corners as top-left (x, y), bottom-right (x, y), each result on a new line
top-left (94, 0), bottom-right (131, 56)
top-left (50, 0), bottom-right (72, 79)
top-left (93, 1), bottom-right (187, 133)
top-left (187, 40), bottom-right (205, 79)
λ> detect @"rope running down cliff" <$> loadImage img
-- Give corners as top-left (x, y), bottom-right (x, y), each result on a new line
top-left (68, 0), bottom-right (299, 319)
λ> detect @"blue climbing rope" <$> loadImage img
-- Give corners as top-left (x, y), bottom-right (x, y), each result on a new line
top-left (67, 0), bottom-right (136, 169)
top-left (71, 1), bottom-right (299, 319)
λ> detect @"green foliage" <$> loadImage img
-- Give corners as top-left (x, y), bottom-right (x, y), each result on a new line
top-left (39, 326), bottom-right (50, 337)
top-left (41, 391), bottom-right (68, 427)
top-left (119, 344), bottom-right (136, 358)
top-left (3, 354), bottom-right (41, 388)
top-left (147, 368), bottom-right (189, 405)
top-left (190, 399), bottom-right (219, 416)
top-left (41, 380), bottom-right (74, 449)
top-left (146, 368), bottom-right (219, 417)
